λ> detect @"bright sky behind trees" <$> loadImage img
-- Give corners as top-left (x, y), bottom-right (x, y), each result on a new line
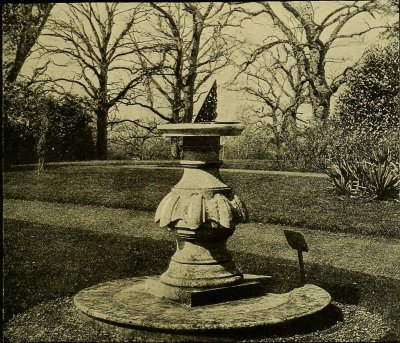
top-left (21, 1), bottom-right (395, 123)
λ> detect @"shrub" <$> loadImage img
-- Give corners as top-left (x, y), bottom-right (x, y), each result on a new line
top-left (326, 159), bottom-right (363, 197)
top-left (325, 39), bottom-right (400, 200)
top-left (3, 82), bottom-right (96, 166)
top-left (361, 148), bottom-right (400, 200)
top-left (336, 39), bottom-right (399, 134)
top-left (326, 145), bottom-right (400, 200)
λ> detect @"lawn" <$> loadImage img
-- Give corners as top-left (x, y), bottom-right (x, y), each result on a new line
top-left (4, 164), bottom-right (400, 341)
top-left (4, 165), bottom-right (400, 238)
top-left (3, 219), bottom-right (399, 341)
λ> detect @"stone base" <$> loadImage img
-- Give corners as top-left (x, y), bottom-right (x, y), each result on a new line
top-left (74, 276), bottom-right (331, 342)
top-left (145, 274), bottom-right (271, 306)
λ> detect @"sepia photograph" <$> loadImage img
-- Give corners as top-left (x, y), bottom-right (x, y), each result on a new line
top-left (2, 1), bottom-right (399, 342)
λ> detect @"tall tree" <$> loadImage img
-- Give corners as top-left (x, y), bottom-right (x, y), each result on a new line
top-left (40, 3), bottom-right (152, 159)
top-left (123, 3), bottom-right (240, 158)
top-left (2, 3), bottom-right (55, 84)
top-left (236, 1), bottom-right (387, 122)
top-left (2, 4), bottom-right (54, 170)
top-left (235, 43), bottom-right (307, 147)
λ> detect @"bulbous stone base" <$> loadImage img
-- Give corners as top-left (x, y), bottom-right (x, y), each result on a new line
top-left (74, 276), bottom-right (332, 342)
top-left (160, 260), bottom-right (243, 288)
top-left (160, 229), bottom-right (243, 287)
top-left (155, 134), bottom-right (249, 290)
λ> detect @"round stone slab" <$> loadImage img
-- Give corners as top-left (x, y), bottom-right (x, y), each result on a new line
top-left (74, 276), bottom-right (331, 338)
top-left (157, 122), bottom-right (245, 137)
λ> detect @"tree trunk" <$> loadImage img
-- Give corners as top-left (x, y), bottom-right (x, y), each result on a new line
top-left (183, 86), bottom-right (195, 123)
top-left (5, 44), bottom-right (30, 84)
top-left (5, 4), bottom-right (55, 84)
top-left (282, 110), bottom-right (297, 141)
top-left (96, 108), bottom-right (108, 160)
top-left (36, 114), bottom-right (48, 173)
top-left (309, 88), bottom-right (331, 122)
top-left (308, 46), bottom-right (331, 121)
top-left (170, 137), bottom-right (181, 160)
top-left (183, 11), bottom-right (202, 123)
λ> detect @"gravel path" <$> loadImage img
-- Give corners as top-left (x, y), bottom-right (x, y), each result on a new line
top-left (4, 199), bottom-right (399, 342)
top-left (4, 298), bottom-right (392, 342)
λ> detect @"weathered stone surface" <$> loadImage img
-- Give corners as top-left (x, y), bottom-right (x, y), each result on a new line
top-left (155, 177), bottom-right (248, 230)
top-left (154, 127), bottom-right (249, 288)
top-left (144, 274), bottom-right (271, 306)
top-left (157, 122), bottom-right (245, 137)
top-left (160, 257), bottom-right (243, 287)
top-left (74, 276), bottom-right (331, 335)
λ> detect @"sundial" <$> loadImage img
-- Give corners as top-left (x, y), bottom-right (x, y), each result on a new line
top-left (192, 81), bottom-right (218, 123)
top-left (73, 78), bottom-right (332, 342)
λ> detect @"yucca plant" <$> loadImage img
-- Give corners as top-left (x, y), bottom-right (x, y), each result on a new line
top-left (325, 158), bottom-right (365, 197)
top-left (360, 159), bottom-right (400, 200)
top-left (326, 145), bottom-right (400, 200)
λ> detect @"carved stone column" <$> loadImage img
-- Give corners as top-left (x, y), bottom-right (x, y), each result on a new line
top-left (155, 124), bottom-right (248, 289)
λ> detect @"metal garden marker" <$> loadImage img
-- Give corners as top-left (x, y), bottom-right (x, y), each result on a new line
top-left (284, 230), bottom-right (309, 285)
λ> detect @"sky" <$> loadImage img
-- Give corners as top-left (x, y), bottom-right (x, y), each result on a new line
top-left (21, 1), bottom-right (396, 125)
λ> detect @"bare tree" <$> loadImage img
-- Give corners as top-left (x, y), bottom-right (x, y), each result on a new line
top-left (108, 118), bottom-right (160, 160)
top-left (236, 42), bottom-right (308, 148)
top-left (39, 3), bottom-right (154, 160)
top-left (236, 1), bottom-right (387, 121)
top-left (224, 107), bottom-right (274, 159)
top-left (2, 3), bottom-right (55, 84)
top-left (123, 3), bottom-right (241, 157)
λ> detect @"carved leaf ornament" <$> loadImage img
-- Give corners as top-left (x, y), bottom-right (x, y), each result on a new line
top-left (155, 191), bottom-right (248, 230)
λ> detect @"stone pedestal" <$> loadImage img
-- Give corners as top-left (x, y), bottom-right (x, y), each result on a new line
top-left (73, 122), bottom-right (332, 341)
top-left (154, 126), bottom-right (248, 294)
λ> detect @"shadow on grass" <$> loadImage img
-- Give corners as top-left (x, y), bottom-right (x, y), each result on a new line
top-left (5, 168), bottom-right (400, 238)
top-left (4, 218), bottom-right (399, 340)
top-left (234, 251), bottom-right (400, 316)
top-left (3, 219), bottom-right (174, 323)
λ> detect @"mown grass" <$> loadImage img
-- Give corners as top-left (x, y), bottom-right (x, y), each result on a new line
top-left (4, 165), bottom-right (399, 238)
top-left (223, 159), bottom-right (321, 172)
top-left (8, 158), bottom-right (322, 172)
top-left (4, 219), bottom-right (399, 340)
top-left (3, 219), bottom-right (174, 323)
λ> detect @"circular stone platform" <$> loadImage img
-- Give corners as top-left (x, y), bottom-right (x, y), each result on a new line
top-left (74, 276), bottom-right (331, 341)
top-left (157, 122), bottom-right (245, 136)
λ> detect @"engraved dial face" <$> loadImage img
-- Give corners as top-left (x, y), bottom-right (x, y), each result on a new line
top-left (193, 81), bottom-right (217, 123)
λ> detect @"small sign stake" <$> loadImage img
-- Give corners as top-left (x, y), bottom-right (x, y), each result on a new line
top-left (283, 230), bottom-right (309, 285)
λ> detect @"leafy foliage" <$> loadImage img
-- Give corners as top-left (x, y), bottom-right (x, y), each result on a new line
top-left (3, 82), bottom-right (95, 166)
top-left (336, 39), bottom-right (399, 134)
top-left (325, 39), bottom-right (400, 200)
top-left (45, 95), bottom-right (95, 162)
top-left (325, 160), bottom-right (360, 196)
top-left (326, 145), bottom-right (399, 200)
top-left (378, 0), bottom-right (399, 39)
top-left (3, 82), bottom-right (48, 165)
